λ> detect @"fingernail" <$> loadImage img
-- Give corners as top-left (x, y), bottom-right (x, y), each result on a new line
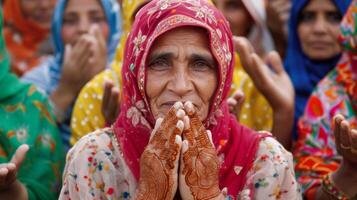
top-left (154, 118), bottom-right (163, 130)
top-left (175, 135), bottom-right (182, 144)
top-left (176, 120), bottom-right (184, 131)
top-left (174, 101), bottom-right (183, 109)
top-left (184, 101), bottom-right (195, 115)
top-left (176, 109), bottom-right (185, 118)
top-left (184, 116), bottom-right (190, 130)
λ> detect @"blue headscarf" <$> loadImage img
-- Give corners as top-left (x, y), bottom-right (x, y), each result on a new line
top-left (21, 0), bottom-right (122, 149)
top-left (49, 0), bottom-right (122, 94)
top-left (284, 0), bottom-right (351, 138)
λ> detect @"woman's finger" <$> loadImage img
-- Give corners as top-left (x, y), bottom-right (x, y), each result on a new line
top-left (150, 118), bottom-right (164, 141)
top-left (107, 87), bottom-right (120, 123)
top-left (266, 51), bottom-right (285, 74)
top-left (206, 130), bottom-right (214, 148)
top-left (10, 144), bottom-right (29, 168)
top-left (340, 120), bottom-right (352, 150)
top-left (102, 80), bottom-right (114, 118)
top-left (234, 37), bottom-right (253, 70)
top-left (349, 129), bottom-right (357, 153)
top-left (333, 115), bottom-right (344, 151)
top-left (0, 167), bottom-right (9, 187)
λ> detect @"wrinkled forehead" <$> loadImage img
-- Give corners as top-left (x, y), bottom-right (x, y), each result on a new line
top-left (147, 26), bottom-right (214, 61)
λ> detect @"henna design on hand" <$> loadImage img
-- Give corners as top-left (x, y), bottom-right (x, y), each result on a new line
top-left (136, 103), bottom-right (184, 200)
top-left (181, 102), bottom-right (221, 200)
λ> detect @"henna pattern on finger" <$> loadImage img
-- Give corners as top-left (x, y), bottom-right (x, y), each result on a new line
top-left (136, 106), bottom-right (183, 200)
top-left (182, 108), bottom-right (220, 200)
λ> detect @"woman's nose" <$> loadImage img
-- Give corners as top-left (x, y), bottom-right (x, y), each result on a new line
top-left (312, 15), bottom-right (328, 34)
top-left (78, 18), bottom-right (91, 34)
top-left (169, 71), bottom-right (193, 97)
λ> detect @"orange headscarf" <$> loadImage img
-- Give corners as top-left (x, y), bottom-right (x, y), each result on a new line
top-left (3, 0), bottom-right (51, 76)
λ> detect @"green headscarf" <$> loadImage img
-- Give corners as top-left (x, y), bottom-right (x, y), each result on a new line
top-left (0, 8), bottom-right (27, 101)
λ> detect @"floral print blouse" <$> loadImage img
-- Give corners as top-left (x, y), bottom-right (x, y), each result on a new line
top-left (59, 129), bottom-right (301, 200)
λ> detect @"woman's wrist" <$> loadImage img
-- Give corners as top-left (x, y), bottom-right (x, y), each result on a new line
top-left (50, 84), bottom-right (76, 122)
top-left (331, 161), bottom-right (357, 197)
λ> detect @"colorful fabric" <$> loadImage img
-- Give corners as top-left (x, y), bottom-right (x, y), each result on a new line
top-left (3, 0), bottom-right (52, 76)
top-left (70, 0), bottom-right (147, 145)
top-left (284, 0), bottom-right (351, 139)
top-left (231, 54), bottom-right (273, 131)
top-left (60, 0), bottom-right (300, 199)
top-left (0, 9), bottom-right (65, 200)
top-left (60, 128), bottom-right (300, 199)
top-left (230, 0), bottom-right (274, 132)
top-left (294, 0), bottom-right (357, 196)
top-left (21, 0), bottom-right (122, 149)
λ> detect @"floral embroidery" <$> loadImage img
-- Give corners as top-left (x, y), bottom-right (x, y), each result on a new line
top-left (187, 5), bottom-right (217, 25)
top-left (127, 99), bottom-right (150, 128)
top-left (132, 30), bottom-right (147, 57)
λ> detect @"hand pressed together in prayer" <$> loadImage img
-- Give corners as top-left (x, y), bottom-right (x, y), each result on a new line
top-left (59, 24), bottom-right (107, 95)
top-left (51, 24), bottom-right (108, 121)
top-left (135, 102), bottom-right (225, 200)
top-left (325, 115), bottom-right (357, 197)
top-left (235, 36), bottom-right (295, 149)
top-left (0, 144), bottom-right (29, 200)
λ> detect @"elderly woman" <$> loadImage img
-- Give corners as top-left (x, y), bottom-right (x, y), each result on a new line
top-left (293, 0), bottom-right (357, 199)
top-left (3, 0), bottom-right (57, 76)
top-left (284, 0), bottom-right (351, 139)
top-left (0, 8), bottom-right (65, 200)
top-left (21, 0), bottom-right (122, 149)
top-left (60, 0), bottom-right (300, 199)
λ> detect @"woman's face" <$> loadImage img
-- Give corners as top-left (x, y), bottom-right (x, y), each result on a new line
top-left (214, 0), bottom-right (253, 36)
top-left (61, 0), bottom-right (109, 46)
top-left (20, 0), bottom-right (57, 29)
top-left (298, 0), bottom-right (342, 60)
top-left (146, 27), bottom-right (218, 121)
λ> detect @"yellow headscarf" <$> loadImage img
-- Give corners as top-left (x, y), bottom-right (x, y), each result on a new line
top-left (70, 0), bottom-right (148, 146)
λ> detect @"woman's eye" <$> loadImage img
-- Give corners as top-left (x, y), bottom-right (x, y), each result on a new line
top-left (191, 60), bottom-right (213, 71)
top-left (148, 59), bottom-right (170, 71)
top-left (90, 16), bottom-right (106, 23)
top-left (326, 12), bottom-right (342, 23)
top-left (63, 17), bottom-right (77, 25)
top-left (300, 12), bottom-right (315, 23)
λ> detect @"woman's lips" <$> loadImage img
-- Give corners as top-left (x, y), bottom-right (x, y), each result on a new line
top-left (161, 101), bottom-right (198, 109)
top-left (309, 41), bottom-right (331, 49)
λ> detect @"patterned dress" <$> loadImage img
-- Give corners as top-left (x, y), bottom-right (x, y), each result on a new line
top-left (294, 54), bottom-right (357, 195)
top-left (60, 129), bottom-right (301, 200)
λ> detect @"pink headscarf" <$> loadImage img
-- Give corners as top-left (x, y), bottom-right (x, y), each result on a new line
top-left (113, 0), bottom-right (265, 197)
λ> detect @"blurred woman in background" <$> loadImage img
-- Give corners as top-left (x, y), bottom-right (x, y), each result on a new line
top-left (294, 0), bottom-right (357, 198)
top-left (0, 9), bottom-right (65, 199)
top-left (3, 0), bottom-right (57, 76)
top-left (70, 0), bottom-right (148, 146)
top-left (284, 0), bottom-right (351, 139)
top-left (21, 0), bottom-right (122, 149)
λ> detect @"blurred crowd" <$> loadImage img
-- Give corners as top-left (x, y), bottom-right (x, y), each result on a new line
top-left (0, 0), bottom-right (356, 199)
